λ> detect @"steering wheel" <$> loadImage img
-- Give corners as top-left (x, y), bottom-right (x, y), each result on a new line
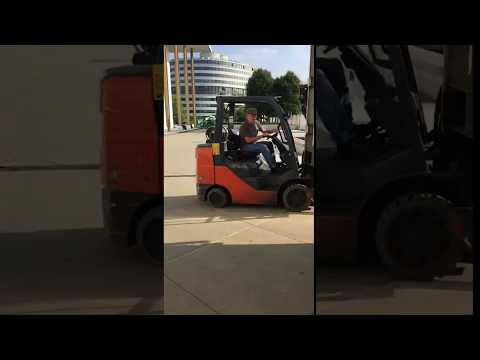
top-left (269, 128), bottom-right (290, 167)
top-left (221, 126), bottom-right (228, 141)
top-left (274, 124), bottom-right (289, 145)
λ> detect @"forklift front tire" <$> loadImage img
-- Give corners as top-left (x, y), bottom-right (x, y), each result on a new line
top-left (207, 187), bottom-right (230, 208)
top-left (282, 183), bottom-right (311, 212)
top-left (375, 193), bottom-right (460, 281)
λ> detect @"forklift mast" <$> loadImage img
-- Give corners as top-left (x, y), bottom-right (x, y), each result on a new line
top-left (441, 45), bottom-right (473, 140)
top-left (302, 45), bottom-right (315, 175)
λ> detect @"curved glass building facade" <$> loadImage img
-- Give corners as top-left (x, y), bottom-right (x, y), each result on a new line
top-left (170, 52), bottom-right (254, 119)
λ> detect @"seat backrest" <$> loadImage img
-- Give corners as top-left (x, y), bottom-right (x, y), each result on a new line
top-left (316, 57), bottom-right (349, 99)
top-left (339, 46), bottom-right (390, 100)
top-left (227, 129), bottom-right (242, 151)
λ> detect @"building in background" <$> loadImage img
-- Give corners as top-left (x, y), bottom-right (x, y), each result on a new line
top-left (169, 52), bottom-right (254, 122)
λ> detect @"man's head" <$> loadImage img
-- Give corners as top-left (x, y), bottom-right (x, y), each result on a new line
top-left (246, 108), bottom-right (257, 125)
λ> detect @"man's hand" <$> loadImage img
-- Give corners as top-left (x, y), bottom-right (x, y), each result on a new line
top-left (265, 131), bottom-right (278, 138)
top-left (244, 134), bottom-right (269, 144)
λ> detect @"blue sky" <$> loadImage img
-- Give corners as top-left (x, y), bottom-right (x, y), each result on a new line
top-left (211, 45), bottom-right (310, 83)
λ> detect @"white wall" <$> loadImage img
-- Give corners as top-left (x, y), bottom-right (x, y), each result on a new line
top-left (0, 45), bottom-right (135, 166)
top-left (0, 46), bottom-right (135, 232)
top-left (288, 114), bottom-right (307, 131)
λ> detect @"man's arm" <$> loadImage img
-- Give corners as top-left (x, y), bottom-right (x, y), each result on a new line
top-left (256, 120), bottom-right (273, 134)
top-left (256, 121), bottom-right (279, 135)
top-left (255, 120), bottom-right (264, 132)
top-left (243, 134), bottom-right (267, 144)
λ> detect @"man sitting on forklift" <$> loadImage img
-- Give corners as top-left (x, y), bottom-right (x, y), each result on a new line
top-left (239, 108), bottom-right (278, 171)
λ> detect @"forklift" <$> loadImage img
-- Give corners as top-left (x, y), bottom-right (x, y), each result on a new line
top-left (101, 45), bottom-right (165, 262)
top-left (196, 96), bottom-right (313, 211)
top-left (312, 45), bottom-right (472, 280)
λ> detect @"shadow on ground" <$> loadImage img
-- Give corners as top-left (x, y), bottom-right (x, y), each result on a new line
top-left (165, 195), bottom-right (312, 225)
top-left (165, 241), bottom-right (314, 315)
top-left (0, 229), bottom-right (163, 314)
top-left (316, 263), bottom-right (473, 314)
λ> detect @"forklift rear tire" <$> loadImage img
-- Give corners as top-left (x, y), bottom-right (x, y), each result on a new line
top-left (207, 187), bottom-right (230, 208)
top-left (282, 183), bottom-right (311, 212)
top-left (375, 193), bottom-right (461, 281)
top-left (136, 208), bottom-right (164, 264)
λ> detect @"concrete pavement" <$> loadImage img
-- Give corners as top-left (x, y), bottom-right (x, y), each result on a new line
top-left (0, 229), bottom-right (163, 315)
top-left (164, 131), bottom-right (314, 315)
top-left (316, 264), bottom-right (473, 315)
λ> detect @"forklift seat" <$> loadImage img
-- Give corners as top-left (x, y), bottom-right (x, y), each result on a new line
top-left (316, 57), bottom-right (353, 123)
top-left (338, 46), bottom-right (394, 100)
top-left (227, 129), bottom-right (242, 151)
top-left (316, 57), bottom-right (349, 99)
top-left (226, 130), bottom-right (259, 161)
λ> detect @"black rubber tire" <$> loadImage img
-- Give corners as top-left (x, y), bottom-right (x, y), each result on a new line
top-left (282, 183), bottom-right (311, 212)
top-left (375, 193), bottom-right (461, 281)
top-left (136, 208), bottom-right (164, 264)
top-left (206, 187), bottom-right (230, 208)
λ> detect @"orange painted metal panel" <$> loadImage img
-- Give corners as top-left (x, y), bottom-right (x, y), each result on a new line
top-left (215, 166), bottom-right (276, 205)
top-left (196, 146), bottom-right (215, 184)
top-left (102, 75), bottom-right (161, 194)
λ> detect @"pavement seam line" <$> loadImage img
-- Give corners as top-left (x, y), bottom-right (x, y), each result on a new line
top-left (165, 226), bottom-right (252, 264)
top-left (240, 218), bottom-right (313, 244)
top-left (223, 225), bottom-right (252, 238)
top-left (164, 275), bottom-right (221, 315)
top-left (165, 241), bottom-right (218, 264)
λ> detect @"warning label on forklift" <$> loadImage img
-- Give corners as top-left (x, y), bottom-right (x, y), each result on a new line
top-left (153, 64), bottom-right (164, 100)
top-left (212, 143), bottom-right (220, 156)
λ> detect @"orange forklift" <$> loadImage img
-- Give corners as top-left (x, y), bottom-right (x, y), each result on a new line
top-left (101, 45), bottom-right (164, 262)
top-left (196, 96), bottom-right (313, 211)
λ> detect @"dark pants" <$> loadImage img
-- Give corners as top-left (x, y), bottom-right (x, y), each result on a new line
top-left (257, 141), bottom-right (274, 154)
top-left (241, 143), bottom-right (275, 169)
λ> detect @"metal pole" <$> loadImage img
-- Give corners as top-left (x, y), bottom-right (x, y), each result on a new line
top-left (183, 46), bottom-right (191, 126)
top-left (174, 45), bottom-right (182, 126)
top-left (191, 48), bottom-right (197, 127)
top-left (163, 46), bottom-right (171, 131)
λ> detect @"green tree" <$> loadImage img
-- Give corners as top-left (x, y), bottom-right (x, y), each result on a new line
top-left (272, 71), bottom-right (302, 116)
top-left (246, 69), bottom-right (275, 120)
top-left (247, 69), bottom-right (273, 96)
top-left (235, 106), bottom-right (246, 124)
